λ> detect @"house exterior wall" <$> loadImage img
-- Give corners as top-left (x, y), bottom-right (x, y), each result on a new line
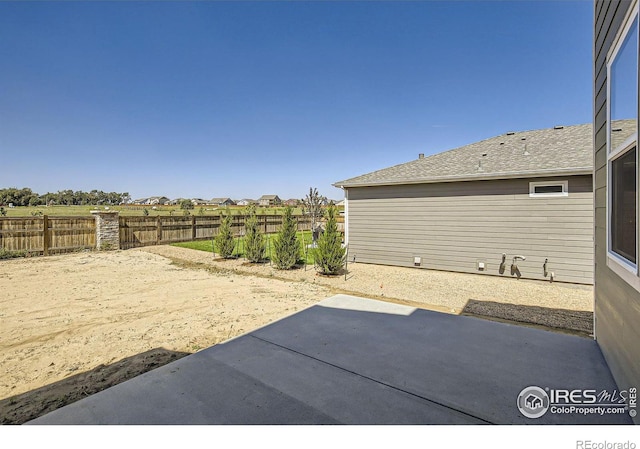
top-left (345, 175), bottom-right (593, 284)
top-left (593, 0), bottom-right (640, 403)
top-left (259, 196), bottom-right (282, 206)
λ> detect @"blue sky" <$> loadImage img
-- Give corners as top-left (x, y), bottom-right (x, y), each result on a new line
top-left (1, 1), bottom-right (593, 201)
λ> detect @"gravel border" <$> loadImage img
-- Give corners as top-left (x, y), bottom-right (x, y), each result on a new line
top-left (141, 245), bottom-right (594, 335)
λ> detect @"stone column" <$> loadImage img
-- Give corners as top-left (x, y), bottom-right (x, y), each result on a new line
top-left (91, 211), bottom-right (120, 250)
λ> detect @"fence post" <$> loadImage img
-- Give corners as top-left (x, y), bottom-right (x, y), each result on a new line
top-left (263, 214), bottom-right (267, 233)
top-left (43, 215), bottom-right (50, 256)
top-left (192, 215), bottom-right (197, 240)
top-left (156, 216), bottom-right (162, 244)
top-left (91, 211), bottom-right (120, 250)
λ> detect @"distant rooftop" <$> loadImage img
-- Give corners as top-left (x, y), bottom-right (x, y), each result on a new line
top-left (259, 195), bottom-right (280, 200)
top-left (334, 121), bottom-right (636, 188)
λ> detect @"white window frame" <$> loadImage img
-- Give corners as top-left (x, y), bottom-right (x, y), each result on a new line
top-left (529, 180), bottom-right (568, 198)
top-left (606, 0), bottom-right (640, 290)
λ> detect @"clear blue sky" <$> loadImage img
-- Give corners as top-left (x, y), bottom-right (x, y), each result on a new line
top-left (0, 1), bottom-right (593, 201)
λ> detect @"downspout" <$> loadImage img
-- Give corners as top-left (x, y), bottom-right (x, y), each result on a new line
top-left (344, 188), bottom-right (349, 246)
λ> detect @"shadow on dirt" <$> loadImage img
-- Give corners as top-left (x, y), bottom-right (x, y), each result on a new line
top-left (0, 347), bottom-right (189, 425)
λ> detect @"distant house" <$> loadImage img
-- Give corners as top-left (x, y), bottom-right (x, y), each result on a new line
top-left (210, 198), bottom-right (236, 207)
top-left (258, 195), bottom-right (282, 207)
top-left (282, 199), bottom-right (299, 207)
top-left (166, 198), bottom-right (183, 206)
top-left (191, 198), bottom-right (209, 206)
top-left (131, 196), bottom-right (170, 206)
top-left (333, 122), bottom-right (611, 285)
top-left (151, 196), bottom-right (170, 205)
top-left (236, 199), bottom-right (256, 206)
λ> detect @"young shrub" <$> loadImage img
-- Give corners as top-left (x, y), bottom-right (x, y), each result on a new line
top-left (214, 214), bottom-right (235, 258)
top-left (0, 247), bottom-right (26, 260)
top-left (313, 205), bottom-right (345, 275)
top-left (272, 206), bottom-right (300, 270)
top-left (179, 199), bottom-right (194, 210)
top-left (244, 205), bottom-right (265, 263)
top-left (301, 187), bottom-right (326, 244)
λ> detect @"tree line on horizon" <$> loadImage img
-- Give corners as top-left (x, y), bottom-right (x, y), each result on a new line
top-left (0, 187), bottom-right (131, 207)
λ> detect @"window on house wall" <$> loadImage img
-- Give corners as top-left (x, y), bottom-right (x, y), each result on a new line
top-left (529, 181), bottom-right (568, 197)
top-left (607, 4), bottom-right (639, 279)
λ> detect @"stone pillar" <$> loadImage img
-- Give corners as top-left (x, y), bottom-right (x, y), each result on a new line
top-left (91, 211), bottom-right (120, 250)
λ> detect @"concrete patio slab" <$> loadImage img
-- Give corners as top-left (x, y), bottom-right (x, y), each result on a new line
top-left (27, 295), bottom-right (632, 425)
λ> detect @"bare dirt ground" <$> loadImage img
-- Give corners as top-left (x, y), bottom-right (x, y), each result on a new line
top-left (0, 245), bottom-right (593, 424)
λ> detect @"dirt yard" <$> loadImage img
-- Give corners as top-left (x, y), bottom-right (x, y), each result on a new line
top-left (0, 245), bottom-right (593, 424)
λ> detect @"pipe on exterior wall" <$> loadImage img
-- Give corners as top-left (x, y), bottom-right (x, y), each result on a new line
top-left (344, 188), bottom-right (349, 246)
top-left (511, 255), bottom-right (526, 274)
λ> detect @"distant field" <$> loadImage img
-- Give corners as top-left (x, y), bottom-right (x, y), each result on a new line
top-left (0, 205), bottom-right (321, 218)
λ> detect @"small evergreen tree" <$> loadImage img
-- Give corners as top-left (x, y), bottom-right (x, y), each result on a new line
top-left (180, 199), bottom-right (194, 210)
top-left (244, 205), bottom-right (265, 263)
top-left (273, 206), bottom-right (300, 270)
top-left (214, 214), bottom-right (235, 258)
top-left (313, 206), bottom-right (345, 275)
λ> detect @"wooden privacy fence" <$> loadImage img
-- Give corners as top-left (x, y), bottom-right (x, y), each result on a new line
top-left (119, 214), bottom-right (314, 249)
top-left (0, 213), bottom-right (343, 254)
top-left (0, 216), bottom-right (96, 255)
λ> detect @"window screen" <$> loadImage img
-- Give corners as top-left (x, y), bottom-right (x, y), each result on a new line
top-left (534, 185), bottom-right (564, 194)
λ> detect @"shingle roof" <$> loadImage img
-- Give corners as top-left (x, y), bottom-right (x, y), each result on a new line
top-left (334, 121), bottom-right (635, 188)
top-left (210, 197), bottom-right (233, 204)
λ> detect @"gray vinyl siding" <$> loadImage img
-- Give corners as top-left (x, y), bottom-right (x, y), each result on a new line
top-left (346, 175), bottom-right (593, 284)
top-left (594, 0), bottom-right (640, 406)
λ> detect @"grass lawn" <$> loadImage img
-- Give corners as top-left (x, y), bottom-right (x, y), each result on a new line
top-left (172, 231), bottom-right (317, 265)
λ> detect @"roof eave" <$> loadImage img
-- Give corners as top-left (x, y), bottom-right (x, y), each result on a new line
top-left (333, 167), bottom-right (593, 188)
